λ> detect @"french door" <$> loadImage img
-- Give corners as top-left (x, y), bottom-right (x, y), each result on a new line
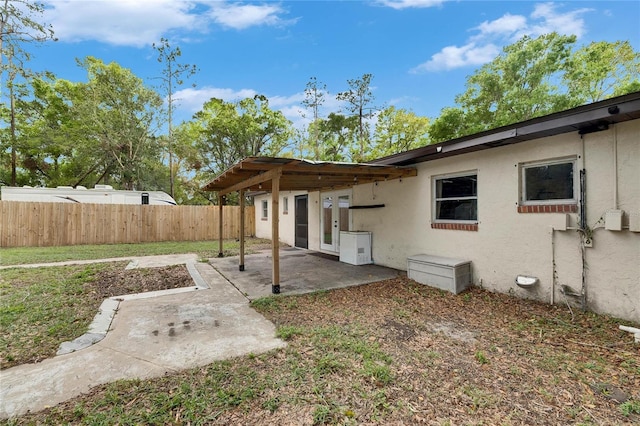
top-left (320, 190), bottom-right (351, 253)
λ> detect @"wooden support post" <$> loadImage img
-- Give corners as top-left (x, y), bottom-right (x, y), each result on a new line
top-left (271, 168), bottom-right (282, 293)
top-left (239, 189), bottom-right (245, 271)
top-left (218, 194), bottom-right (224, 258)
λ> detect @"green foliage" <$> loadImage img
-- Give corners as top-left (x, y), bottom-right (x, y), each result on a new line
top-left (564, 40), bottom-right (640, 103)
top-left (620, 399), bottom-right (640, 416)
top-left (369, 106), bottom-right (430, 160)
top-left (189, 94), bottom-right (292, 179)
top-left (336, 73), bottom-right (377, 162)
top-left (429, 33), bottom-right (640, 142)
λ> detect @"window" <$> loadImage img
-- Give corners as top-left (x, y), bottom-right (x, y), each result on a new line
top-left (433, 172), bottom-right (477, 222)
top-left (521, 159), bottom-right (575, 204)
top-left (261, 200), bottom-right (268, 220)
top-left (283, 196), bottom-right (288, 215)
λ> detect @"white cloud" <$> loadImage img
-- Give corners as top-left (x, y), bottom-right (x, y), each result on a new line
top-left (412, 2), bottom-right (593, 73)
top-left (475, 13), bottom-right (527, 37)
top-left (527, 2), bottom-right (591, 38)
top-left (377, 0), bottom-right (445, 10)
top-left (173, 86), bottom-right (258, 112)
top-left (209, 2), bottom-right (293, 30)
top-left (411, 43), bottom-right (499, 72)
top-left (42, 0), bottom-right (294, 47)
top-left (43, 0), bottom-right (206, 47)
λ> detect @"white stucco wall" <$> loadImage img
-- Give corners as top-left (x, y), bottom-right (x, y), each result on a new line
top-left (252, 120), bottom-right (639, 322)
top-left (352, 120), bottom-right (639, 322)
top-left (254, 191), bottom-right (308, 247)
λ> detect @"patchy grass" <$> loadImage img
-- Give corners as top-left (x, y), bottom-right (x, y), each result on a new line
top-left (0, 263), bottom-right (193, 369)
top-left (6, 278), bottom-right (640, 425)
top-left (0, 238), bottom-right (272, 266)
top-left (0, 264), bottom-right (108, 368)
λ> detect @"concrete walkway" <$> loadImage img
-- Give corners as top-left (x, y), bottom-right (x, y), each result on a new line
top-left (0, 257), bottom-right (286, 419)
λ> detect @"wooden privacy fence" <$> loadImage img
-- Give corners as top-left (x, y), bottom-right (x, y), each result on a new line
top-left (0, 201), bottom-right (255, 247)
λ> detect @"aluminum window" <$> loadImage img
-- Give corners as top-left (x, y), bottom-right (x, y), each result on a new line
top-left (261, 200), bottom-right (268, 219)
top-left (433, 172), bottom-right (477, 222)
top-left (283, 196), bottom-right (288, 214)
top-left (521, 159), bottom-right (576, 204)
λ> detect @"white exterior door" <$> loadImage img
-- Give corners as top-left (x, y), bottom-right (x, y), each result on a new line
top-left (320, 190), bottom-right (351, 253)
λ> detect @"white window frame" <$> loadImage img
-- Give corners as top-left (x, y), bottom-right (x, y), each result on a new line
top-left (261, 200), bottom-right (268, 219)
top-left (520, 157), bottom-right (577, 205)
top-left (432, 171), bottom-right (478, 223)
top-left (283, 196), bottom-right (288, 214)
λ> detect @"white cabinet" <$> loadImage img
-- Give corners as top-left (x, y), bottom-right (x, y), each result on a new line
top-left (339, 231), bottom-right (372, 265)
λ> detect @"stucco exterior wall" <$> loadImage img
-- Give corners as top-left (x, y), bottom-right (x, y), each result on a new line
top-left (252, 120), bottom-right (638, 322)
top-left (352, 120), bottom-right (639, 322)
top-left (254, 191), bottom-right (307, 247)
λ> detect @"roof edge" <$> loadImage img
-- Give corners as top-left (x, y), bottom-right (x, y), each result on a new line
top-left (374, 91), bottom-right (640, 166)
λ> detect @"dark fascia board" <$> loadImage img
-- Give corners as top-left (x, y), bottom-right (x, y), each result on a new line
top-left (375, 91), bottom-right (640, 166)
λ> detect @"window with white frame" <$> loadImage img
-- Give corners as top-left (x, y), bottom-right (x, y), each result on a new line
top-left (283, 196), bottom-right (288, 214)
top-left (433, 172), bottom-right (478, 222)
top-left (261, 200), bottom-right (268, 220)
top-left (521, 158), bottom-right (576, 204)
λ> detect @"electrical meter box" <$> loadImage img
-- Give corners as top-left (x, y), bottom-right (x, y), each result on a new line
top-left (605, 209), bottom-right (623, 231)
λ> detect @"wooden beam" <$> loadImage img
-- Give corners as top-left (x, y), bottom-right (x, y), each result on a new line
top-left (239, 189), bottom-right (245, 271)
top-left (217, 195), bottom-right (224, 257)
top-left (218, 167), bottom-right (284, 196)
top-left (271, 168), bottom-right (281, 293)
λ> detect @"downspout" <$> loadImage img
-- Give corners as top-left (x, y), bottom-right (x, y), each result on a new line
top-left (579, 135), bottom-right (587, 311)
top-left (550, 227), bottom-right (555, 305)
top-left (613, 124), bottom-right (618, 210)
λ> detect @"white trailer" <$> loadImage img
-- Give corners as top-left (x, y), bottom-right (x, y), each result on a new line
top-left (0, 185), bottom-right (177, 205)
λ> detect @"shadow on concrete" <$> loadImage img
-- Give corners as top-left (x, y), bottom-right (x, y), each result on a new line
top-left (209, 247), bottom-right (403, 300)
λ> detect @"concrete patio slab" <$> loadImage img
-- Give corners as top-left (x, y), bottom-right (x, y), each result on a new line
top-left (209, 247), bottom-right (402, 300)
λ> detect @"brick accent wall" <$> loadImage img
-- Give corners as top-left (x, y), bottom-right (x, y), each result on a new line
top-left (431, 223), bottom-right (478, 231)
top-left (517, 204), bottom-right (577, 213)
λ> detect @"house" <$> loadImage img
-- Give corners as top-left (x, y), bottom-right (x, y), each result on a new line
top-left (207, 92), bottom-right (640, 323)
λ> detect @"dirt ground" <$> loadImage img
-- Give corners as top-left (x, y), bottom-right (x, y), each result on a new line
top-left (87, 263), bottom-right (194, 299)
top-left (11, 275), bottom-right (640, 425)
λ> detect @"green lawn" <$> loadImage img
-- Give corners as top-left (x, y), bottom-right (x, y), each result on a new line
top-left (0, 238), bottom-right (271, 266)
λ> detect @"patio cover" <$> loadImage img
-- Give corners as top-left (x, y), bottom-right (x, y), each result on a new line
top-left (203, 156), bottom-right (417, 194)
top-left (202, 157), bottom-right (417, 293)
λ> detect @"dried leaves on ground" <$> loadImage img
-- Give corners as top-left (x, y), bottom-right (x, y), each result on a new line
top-left (10, 276), bottom-right (640, 425)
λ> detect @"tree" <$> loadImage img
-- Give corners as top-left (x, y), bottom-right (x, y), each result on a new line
top-left (301, 76), bottom-right (327, 160)
top-left (457, 33), bottom-right (576, 131)
top-left (337, 73), bottom-right (378, 162)
top-left (564, 40), bottom-right (640, 104)
top-left (428, 107), bottom-right (468, 143)
top-left (190, 95), bottom-right (292, 176)
top-left (369, 106), bottom-right (430, 160)
top-left (152, 37), bottom-right (198, 198)
top-left (1, 0), bottom-right (55, 185)
top-left (316, 113), bottom-right (358, 162)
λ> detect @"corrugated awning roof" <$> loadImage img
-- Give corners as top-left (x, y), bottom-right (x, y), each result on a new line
top-left (202, 157), bottom-right (417, 195)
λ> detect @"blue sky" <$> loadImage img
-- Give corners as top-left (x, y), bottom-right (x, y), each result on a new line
top-left (22, 0), bottom-right (640, 129)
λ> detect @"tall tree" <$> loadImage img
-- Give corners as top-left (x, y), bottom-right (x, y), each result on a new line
top-left (457, 33), bottom-right (576, 131)
top-left (152, 37), bottom-right (198, 198)
top-left (370, 106), bottom-right (430, 160)
top-left (190, 95), bottom-right (292, 176)
top-left (337, 73), bottom-right (377, 162)
top-left (316, 113), bottom-right (358, 162)
top-left (564, 40), bottom-right (640, 104)
top-left (301, 76), bottom-right (327, 160)
top-left (0, 0), bottom-right (55, 185)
